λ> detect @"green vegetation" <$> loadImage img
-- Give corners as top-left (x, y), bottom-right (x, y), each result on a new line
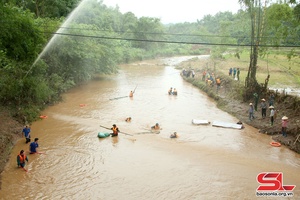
top-left (0, 0), bottom-right (299, 123)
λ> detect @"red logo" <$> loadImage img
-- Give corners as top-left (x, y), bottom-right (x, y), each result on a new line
top-left (257, 172), bottom-right (296, 191)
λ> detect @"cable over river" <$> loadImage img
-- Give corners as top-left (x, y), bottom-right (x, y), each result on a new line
top-left (1, 56), bottom-right (300, 200)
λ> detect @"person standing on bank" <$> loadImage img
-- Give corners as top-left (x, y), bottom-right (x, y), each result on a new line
top-left (111, 124), bottom-right (119, 137)
top-left (17, 150), bottom-right (28, 169)
top-left (261, 98), bottom-right (267, 119)
top-left (248, 103), bottom-right (254, 121)
top-left (22, 125), bottom-right (31, 144)
top-left (269, 106), bottom-right (275, 126)
top-left (281, 116), bottom-right (288, 137)
top-left (29, 138), bottom-right (39, 154)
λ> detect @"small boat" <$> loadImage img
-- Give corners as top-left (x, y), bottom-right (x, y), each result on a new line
top-left (97, 132), bottom-right (111, 138)
top-left (212, 121), bottom-right (243, 129)
top-left (192, 119), bottom-right (210, 125)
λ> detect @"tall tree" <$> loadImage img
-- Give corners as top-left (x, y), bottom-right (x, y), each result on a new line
top-left (238, 0), bottom-right (267, 99)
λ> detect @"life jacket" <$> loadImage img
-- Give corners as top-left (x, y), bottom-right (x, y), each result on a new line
top-left (129, 92), bottom-right (133, 97)
top-left (216, 78), bottom-right (221, 84)
top-left (112, 127), bottom-right (118, 134)
top-left (18, 154), bottom-right (27, 163)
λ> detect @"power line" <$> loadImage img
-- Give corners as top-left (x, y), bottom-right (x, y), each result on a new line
top-left (2, 21), bottom-right (299, 40)
top-left (45, 31), bottom-right (300, 48)
top-left (44, 25), bottom-right (300, 40)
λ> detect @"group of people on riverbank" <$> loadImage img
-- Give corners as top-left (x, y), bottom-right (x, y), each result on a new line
top-left (248, 96), bottom-right (289, 137)
top-left (228, 67), bottom-right (240, 81)
top-left (202, 70), bottom-right (222, 92)
top-left (181, 68), bottom-right (222, 91)
top-left (182, 68), bottom-right (195, 78)
top-left (18, 126), bottom-right (40, 171)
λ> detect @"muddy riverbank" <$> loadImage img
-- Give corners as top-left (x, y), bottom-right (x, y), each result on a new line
top-left (176, 57), bottom-right (300, 154)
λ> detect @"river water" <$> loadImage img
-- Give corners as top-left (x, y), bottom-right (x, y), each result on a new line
top-left (1, 56), bottom-right (300, 200)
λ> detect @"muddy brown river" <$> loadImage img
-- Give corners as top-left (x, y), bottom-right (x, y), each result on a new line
top-left (1, 56), bottom-right (300, 200)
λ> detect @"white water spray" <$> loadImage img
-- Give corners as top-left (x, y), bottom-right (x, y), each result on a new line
top-left (31, 0), bottom-right (92, 67)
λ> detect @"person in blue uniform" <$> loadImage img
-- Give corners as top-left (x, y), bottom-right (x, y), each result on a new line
top-left (29, 138), bottom-right (39, 154)
top-left (22, 125), bottom-right (31, 144)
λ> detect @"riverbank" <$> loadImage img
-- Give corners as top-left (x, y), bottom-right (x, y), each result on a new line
top-left (0, 107), bottom-right (23, 188)
top-left (175, 56), bottom-right (300, 154)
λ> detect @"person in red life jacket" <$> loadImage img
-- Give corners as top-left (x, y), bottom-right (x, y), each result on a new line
top-left (22, 125), bottom-right (31, 144)
top-left (29, 138), bottom-right (39, 154)
top-left (216, 77), bottom-right (221, 91)
top-left (17, 150), bottom-right (28, 168)
top-left (110, 124), bottom-right (119, 137)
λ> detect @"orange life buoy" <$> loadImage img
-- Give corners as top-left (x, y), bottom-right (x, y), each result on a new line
top-left (270, 142), bottom-right (281, 147)
top-left (39, 115), bottom-right (48, 119)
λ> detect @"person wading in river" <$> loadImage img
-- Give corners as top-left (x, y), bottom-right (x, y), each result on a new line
top-left (172, 88), bottom-right (177, 95)
top-left (129, 91), bottom-right (134, 97)
top-left (22, 125), bottom-right (31, 144)
top-left (170, 132), bottom-right (178, 138)
top-left (111, 124), bottom-right (120, 137)
top-left (168, 87), bottom-right (173, 95)
top-left (17, 150), bottom-right (28, 169)
top-left (29, 138), bottom-right (39, 154)
top-left (125, 117), bottom-right (131, 122)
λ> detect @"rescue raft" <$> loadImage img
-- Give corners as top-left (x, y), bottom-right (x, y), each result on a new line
top-left (98, 132), bottom-right (111, 138)
top-left (270, 141), bottom-right (281, 147)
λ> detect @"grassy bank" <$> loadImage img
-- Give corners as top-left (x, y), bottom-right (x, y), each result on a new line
top-left (194, 51), bottom-right (300, 88)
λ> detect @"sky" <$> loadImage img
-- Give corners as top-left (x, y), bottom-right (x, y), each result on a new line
top-left (102, 0), bottom-right (243, 24)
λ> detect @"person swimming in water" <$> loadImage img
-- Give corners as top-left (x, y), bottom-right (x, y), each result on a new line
top-left (170, 132), bottom-right (178, 138)
top-left (125, 117), bottom-right (132, 122)
top-left (151, 123), bottom-right (161, 130)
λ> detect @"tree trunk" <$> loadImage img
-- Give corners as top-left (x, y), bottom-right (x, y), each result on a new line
top-left (244, 0), bottom-right (264, 101)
